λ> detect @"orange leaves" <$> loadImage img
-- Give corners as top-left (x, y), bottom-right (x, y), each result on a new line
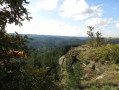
top-left (0, 31), bottom-right (32, 65)
top-left (18, 51), bottom-right (24, 57)
top-left (9, 50), bottom-right (27, 59)
top-left (9, 50), bottom-right (14, 53)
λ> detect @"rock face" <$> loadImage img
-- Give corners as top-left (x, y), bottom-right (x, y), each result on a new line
top-left (88, 61), bottom-right (95, 69)
top-left (59, 45), bottom-right (119, 89)
top-left (59, 46), bottom-right (92, 88)
top-left (59, 56), bottom-right (65, 67)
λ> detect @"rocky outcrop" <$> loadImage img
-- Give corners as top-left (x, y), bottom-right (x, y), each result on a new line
top-left (59, 45), bottom-right (119, 89)
top-left (59, 46), bottom-right (92, 88)
top-left (59, 56), bottom-right (65, 67)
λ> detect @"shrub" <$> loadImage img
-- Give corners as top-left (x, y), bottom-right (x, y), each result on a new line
top-left (0, 61), bottom-right (57, 90)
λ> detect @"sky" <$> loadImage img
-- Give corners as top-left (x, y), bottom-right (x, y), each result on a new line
top-left (6, 0), bottom-right (119, 37)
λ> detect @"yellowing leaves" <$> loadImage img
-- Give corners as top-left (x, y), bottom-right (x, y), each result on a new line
top-left (9, 50), bottom-right (28, 59)
top-left (9, 50), bottom-right (14, 53)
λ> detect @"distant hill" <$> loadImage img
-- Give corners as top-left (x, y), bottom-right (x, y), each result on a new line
top-left (8, 33), bottom-right (88, 53)
top-left (9, 34), bottom-right (87, 53)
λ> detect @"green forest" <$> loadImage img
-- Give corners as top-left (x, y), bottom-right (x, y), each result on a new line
top-left (27, 34), bottom-right (87, 53)
top-left (0, 0), bottom-right (119, 90)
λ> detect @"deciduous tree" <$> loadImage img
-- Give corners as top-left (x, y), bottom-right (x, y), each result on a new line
top-left (0, 0), bottom-right (32, 64)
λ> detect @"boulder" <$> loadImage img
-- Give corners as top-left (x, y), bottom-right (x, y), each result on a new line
top-left (88, 61), bottom-right (95, 70)
top-left (59, 56), bottom-right (65, 66)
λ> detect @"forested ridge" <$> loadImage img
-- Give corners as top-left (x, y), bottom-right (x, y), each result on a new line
top-left (25, 34), bottom-right (87, 53)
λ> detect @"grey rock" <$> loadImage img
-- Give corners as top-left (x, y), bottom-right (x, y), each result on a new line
top-left (59, 56), bottom-right (65, 67)
top-left (88, 61), bottom-right (95, 69)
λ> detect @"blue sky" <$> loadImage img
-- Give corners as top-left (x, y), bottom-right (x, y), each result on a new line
top-left (7, 0), bottom-right (119, 37)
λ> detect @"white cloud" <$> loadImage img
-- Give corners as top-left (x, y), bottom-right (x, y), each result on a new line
top-left (85, 18), bottom-right (113, 28)
top-left (6, 19), bottom-right (87, 36)
top-left (58, 0), bottom-right (103, 20)
top-left (36, 0), bottom-right (59, 10)
top-left (116, 23), bottom-right (119, 29)
top-left (27, 5), bottom-right (38, 13)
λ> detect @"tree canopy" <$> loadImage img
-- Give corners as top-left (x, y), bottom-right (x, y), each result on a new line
top-left (0, 0), bottom-right (32, 64)
top-left (87, 26), bottom-right (105, 47)
top-left (0, 0), bottom-right (32, 30)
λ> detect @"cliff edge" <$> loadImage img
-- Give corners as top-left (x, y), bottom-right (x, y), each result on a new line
top-left (59, 44), bottom-right (119, 89)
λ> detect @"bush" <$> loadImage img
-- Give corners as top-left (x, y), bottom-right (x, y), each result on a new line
top-left (0, 61), bottom-right (58, 90)
top-left (65, 55), bottom-right (82, 89)
top-left (78, 44), bottom-right (119, 64)
top-left (90, 86), bottom-right (98, 90)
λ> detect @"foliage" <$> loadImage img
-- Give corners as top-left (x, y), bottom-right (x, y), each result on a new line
top-left (28, 35), bottom-right (87, 53)
top-left (0, 0), bottom-right (32, 64)
top-left (66, 63), bottom-right (82, 90)
top-left (0, 0), bottom-right (60, 89)
top-left (87, 26), bottom-right (95, 47)
top-left (31, 45), bottom-right (74, 68)
top-left (87, 26), bottom-right (105, 47)
top-left (0, 61), bottom-right (58, 90)
top-left (90, 85), bottom-right (117, 90)
top-left (90, 86), bottom-right (98, 90)
top-left (102, 85), bottom-right (114, 90)
top-left (29, 45), bottom-right (74, 82)
top-left (0, 0), bottom-right (32, 30)
top-left (0, 32), bottom-right (33, 64)
top-left (64, 50), bottom-right (83, 89)
top-left (78, 44), bottom-right (119, 64)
